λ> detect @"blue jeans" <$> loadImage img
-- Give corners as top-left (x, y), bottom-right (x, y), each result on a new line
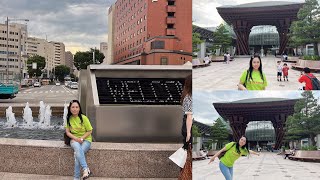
top-left (70, 140), bottom-right (91, 179)
top-left (219, 161), bottom-right (233, 180)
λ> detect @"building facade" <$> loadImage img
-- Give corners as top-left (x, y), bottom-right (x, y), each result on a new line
top-left (25, 37), bottom-right (65, 78)
top-left (109, 0), bottom-right (192, 65)
top-left (65, 51), bottom-right (74, 73)
top-left (0, 23), bottom-right (28, 83)
top-left (100, 42), bottom-right (108, 64)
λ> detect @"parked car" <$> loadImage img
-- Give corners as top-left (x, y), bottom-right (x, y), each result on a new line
top-left (55, 82), bottom-right (61, 86)
top-left (70, 82), bottom-right (78, 89)
top-left (33, 82), bottom-right (41, 87)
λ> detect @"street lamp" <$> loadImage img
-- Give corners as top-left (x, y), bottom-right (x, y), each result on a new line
top-left (6, 16), bottom-right (29, 84)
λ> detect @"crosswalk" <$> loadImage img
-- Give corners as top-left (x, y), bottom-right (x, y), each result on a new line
top-left (19, 90), bottom-right (78, 94)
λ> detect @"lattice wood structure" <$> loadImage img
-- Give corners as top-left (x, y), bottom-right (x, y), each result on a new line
top-left (217, 2), bottom-right (304, 55)
top-left (213, 98), bottom-right (298, 149)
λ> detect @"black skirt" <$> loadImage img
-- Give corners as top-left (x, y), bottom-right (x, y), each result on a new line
top-left (181, 114), bottom-right (192, 149)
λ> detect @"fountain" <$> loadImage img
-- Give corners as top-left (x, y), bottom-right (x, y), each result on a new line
top-left (23, 102), bottom-right (33, 128)
top-left (5, 106), bottom-right (17, 127)
top-left (62, 102), bottom-right (68, 128)
top-left (38, 101), bottom-right (46, 125)
top-left (43, 105), bottom-right (52, 127)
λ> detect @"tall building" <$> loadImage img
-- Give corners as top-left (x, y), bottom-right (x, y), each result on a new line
top-left (65, 51), bottom-right (74, 72)
top-left (0, 23), bottom-right (28, 83)
top-left (108, 0), bottom-right (192, 65)
top-left (107, 5), bottom-right (115, 65)
top-left (25, 37), bottom-right (65, 78)
top-left (99, 42), bottom-right (108, 64)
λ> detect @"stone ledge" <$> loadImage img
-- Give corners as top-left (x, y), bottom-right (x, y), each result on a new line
top-left (0, 138), bottom-right (181, 178)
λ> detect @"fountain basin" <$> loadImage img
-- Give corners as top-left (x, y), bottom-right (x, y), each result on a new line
top-left (0, 138), bottom-right (180, 178)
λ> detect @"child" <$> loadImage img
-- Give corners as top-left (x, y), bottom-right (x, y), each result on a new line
top-left (282, 63), bottom-right (289, 81)
top-left (277, 61), bottom-right (283, 81)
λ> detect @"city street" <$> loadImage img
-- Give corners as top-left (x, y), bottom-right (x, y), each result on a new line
top-left (0, 85), bottom-right (78, 106)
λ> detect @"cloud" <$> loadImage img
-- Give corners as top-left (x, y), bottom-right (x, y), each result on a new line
top-left (0, 0), bottom-right (116, 54)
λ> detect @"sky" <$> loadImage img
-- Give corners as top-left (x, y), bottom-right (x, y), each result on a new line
top-left (192, 0), bottom-right (305, 28)
top-left (194, 90), bottom-right (320, 125)
top-left (0, 0), bottom-right (116, 54)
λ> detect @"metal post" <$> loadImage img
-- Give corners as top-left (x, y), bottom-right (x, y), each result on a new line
top-left (6, 17), bottom-right (9, 84)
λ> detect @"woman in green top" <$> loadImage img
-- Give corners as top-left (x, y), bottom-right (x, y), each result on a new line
top-left (208, 136), bottom-right (260, 180)
top-left (238, 55), bottom-right (267, 90)
top-left (65, 100), bottom-right (93, 180)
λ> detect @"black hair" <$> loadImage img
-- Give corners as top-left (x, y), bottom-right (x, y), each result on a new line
top-left (247, 55), bottom-right (264, 83)
top-left (284, 63), bottom-right (287, 66)
top-left (235, 136), bottom-right (250, 155)
top-left (304, 67), bottom-right (311, 73)
top-left (67, 99), bottom-right (83, 127)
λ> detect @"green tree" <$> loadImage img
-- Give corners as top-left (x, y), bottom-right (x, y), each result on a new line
top-left (213, 23), bottom-right (232, 55)
top-left (289, 0), bottom-right (320, 56)
top-left (285, 91), bottom-right (320, 146)
top-left (211, 117), bottom-right (229, 149)
top-left (192, 32), bottom-right (203, 53)
top-left (74, 48), bottom-right (105, 70)
top-left (192, 124), bottom-right (202, 137)
top-left (54, 65), bottom-right (70, 82)
top-left (27, 55), bottom-right (46, 77)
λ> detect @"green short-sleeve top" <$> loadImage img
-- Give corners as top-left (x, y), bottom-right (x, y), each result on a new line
top-left (220, 142), bottom-right (249, 167)
top-left (240, 70), bottom-right (267, 90)
top-left (65, 114), bottom-right (93, 142)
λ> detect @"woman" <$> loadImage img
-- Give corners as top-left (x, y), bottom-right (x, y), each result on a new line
top-left (208, 136), bottom-right (260, 180)
top-left (65, 100), bottom-right (93, 180)
top-left (179, 74), bottom-right (192, 179)
top-left (238, 55), bottom-right (267, 90)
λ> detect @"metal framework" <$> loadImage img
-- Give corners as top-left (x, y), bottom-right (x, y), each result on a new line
top-left (217, 2), bottom-right (304, 55)
top-left (213, 98), bottom-right (298, 149)
top-left (193, 25), bottom-right (214, 42)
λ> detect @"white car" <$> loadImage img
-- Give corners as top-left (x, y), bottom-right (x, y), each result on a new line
top-left (70, 82), bottom-right (78, 89)
top-left (55, 82), bottom-right (61, 86)
top-left (33, 82), bottom-right (41, 87)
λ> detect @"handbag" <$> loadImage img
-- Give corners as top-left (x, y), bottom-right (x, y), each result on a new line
top-left (169, 147), bottom-right (187, 168)
top-left (64, 132), bottom-right (71, 145)
top-left (218, 142), bottom-right (236, 159)
top-left (178, 144), bottom-right (192, 180)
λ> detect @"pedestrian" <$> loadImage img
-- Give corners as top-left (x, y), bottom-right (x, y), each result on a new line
top-left (277, 61), bottom-right (283, 81)
top-left (282, 63), bottom-right (289, 81)
top-left (298, 67), bottom-right (320, 90)
top-left (226, 52), bottom-right (230, 64)
top-left (65, 100), bottom-right (93, 180)
top-left (179, 74), bottom-right (192, 179)
top-left (223, 53), bottom-right (227, 64)
top-left (238, 55), bottom-right (267, 90)
top-left (208, 136), bottom-right (260, 180)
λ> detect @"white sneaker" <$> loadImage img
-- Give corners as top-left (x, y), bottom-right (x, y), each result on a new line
top-left (82, 168), bottom-right (92, 179)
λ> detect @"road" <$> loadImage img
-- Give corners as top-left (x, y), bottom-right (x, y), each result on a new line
top-left (0, 85), bottom-right (78, 106)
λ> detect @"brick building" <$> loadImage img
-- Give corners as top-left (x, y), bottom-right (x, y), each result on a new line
top-left (108, 0), bottom-right (192, 65)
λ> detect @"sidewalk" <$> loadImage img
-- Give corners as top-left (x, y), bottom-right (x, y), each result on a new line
top-left (193, 57), bottom-right (320, 90)
top-left (193, 152), bottom-right (320, 180)
top-left (0, 172), bottom-right (175, 180)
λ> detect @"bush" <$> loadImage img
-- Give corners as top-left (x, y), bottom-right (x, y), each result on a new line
top-left (301, 145), bottom-right (318, 151)
top-left (303, 56), bottom-right (320, 60)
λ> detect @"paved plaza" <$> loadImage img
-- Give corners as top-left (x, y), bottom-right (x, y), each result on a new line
top-left (193, 57), bottom-right (320, 90)
top-left (193, 152), bottom-right (320, 180)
